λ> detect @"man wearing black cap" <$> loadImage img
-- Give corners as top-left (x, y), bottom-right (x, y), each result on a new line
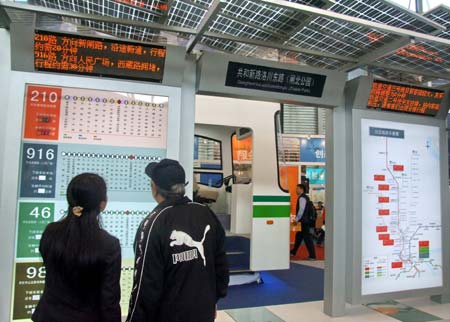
top-left (126, 159), bottom-right (229, 322)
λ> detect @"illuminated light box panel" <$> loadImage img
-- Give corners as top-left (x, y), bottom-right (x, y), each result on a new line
top-left (360, 118), bottom-right (442, 296)
top-left (34, 31), bottom-right (166, 82)
top-left (367, 80), bottom-right (444, 117)
top-left (11, 84), bottom-right (169, 321)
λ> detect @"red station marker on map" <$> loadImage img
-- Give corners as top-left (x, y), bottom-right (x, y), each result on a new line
top-left (383, 240), bottom-right (395, 246)
top-left (379, 196), bottom-right (390, 203)
top-left (376, 226), bottom-right (388, 232)
top-left (391, 262), bottom-right (403, 269)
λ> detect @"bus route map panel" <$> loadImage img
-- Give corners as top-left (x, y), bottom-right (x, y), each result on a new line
top-left (361, 118), bottom-right (442, 296)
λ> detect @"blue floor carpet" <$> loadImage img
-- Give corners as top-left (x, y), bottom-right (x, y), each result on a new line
top-left (218, 263), bottom-right (324, 310)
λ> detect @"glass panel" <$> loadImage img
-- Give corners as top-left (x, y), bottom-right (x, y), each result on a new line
top-left (231, 131), bottom-right (253, 184)
top-left (194, 135), bottom-right (222, 170)
top-left (194, 172), bottom-right (223, 188)
top-left (226, 307), bottom-right (284, 322)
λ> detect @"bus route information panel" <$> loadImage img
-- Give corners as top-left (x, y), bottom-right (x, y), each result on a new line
top-left (11, 84), bottom-right (169, 321)
top-left (367, 80), bottom-right (444, 117)
top-left (34, 31), bottom-right (166, 82)
top-left (360, 118), bottom-right (442, 296)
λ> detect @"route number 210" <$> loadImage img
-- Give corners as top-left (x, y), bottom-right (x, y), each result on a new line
top-left (30, 89), bottom-right (59, 104)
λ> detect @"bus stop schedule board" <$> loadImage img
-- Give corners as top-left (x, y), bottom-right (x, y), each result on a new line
top-left (360, 118), bottom-right (442, 295)
top-left (34, 31), bottom-right (166, 82)
top-left (11, 84), bottom-right (169, 321)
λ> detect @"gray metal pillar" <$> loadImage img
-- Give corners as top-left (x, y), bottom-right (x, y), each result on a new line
top-left (0, 28), bottom-right (18, 322)
top-left (415, 0), bottom-right (424, 13)
top-left (432, 91), bottom-right (450, 304)
top-left (179, 55), bottom-right (197, 198)
top-left (324, 97), bottom-right (351, 316)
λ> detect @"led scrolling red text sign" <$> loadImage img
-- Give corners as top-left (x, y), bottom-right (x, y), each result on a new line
top-left (367, 80), bottom-right (444, 116)
top-left (34, 31), bottom-right (166, 82)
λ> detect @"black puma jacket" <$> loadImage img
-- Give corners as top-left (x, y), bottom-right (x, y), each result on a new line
top-left (126, 197), bottom-right (229, 322)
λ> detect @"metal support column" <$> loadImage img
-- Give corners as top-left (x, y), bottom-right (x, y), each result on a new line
top-left (178, 55), bottom-right (197, 198)
top-left (324, 95), bottom-right (351, 316)
top-left (416, 0), bottom-right (424, 13)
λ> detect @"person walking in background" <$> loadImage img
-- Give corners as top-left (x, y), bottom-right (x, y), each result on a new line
top-left (290, 184), bottom-right (316, 260)
top-left (126, 159), bottom-right (229, 322)
top-left (32, 173), bottom-right (121, 322)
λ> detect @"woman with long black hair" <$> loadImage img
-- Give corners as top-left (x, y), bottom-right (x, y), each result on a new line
top-left (32, 173), bottom-right (122, 322)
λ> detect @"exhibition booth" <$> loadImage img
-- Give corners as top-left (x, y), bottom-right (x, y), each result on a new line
top-left (0, 21), bottom-right (449, 322)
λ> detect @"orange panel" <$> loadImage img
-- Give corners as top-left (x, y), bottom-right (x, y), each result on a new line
top-left (232, 135), bottom-right (252, 162)
top-left (279, 165), bottom-right (299, 216)
top-left (24, 85), bottom-right (62, 140)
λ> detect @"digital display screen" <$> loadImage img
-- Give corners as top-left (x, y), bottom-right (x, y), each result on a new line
top-left (367, 80), bottom-right (444, 116)
top-left (361, 119), bottom-right (442, 295)
top-left (12, 84), bottom-right (169, 320)
top-left (34, 31), bottom-right (166, 82)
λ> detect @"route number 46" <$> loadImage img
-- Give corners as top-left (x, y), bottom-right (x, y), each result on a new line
top-left (26, 266), bottom-right (46, 279)
top-left (30, 206), bottom-right (52, 219)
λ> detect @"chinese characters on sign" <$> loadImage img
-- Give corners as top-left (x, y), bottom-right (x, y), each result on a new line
top-left (369, 127), bottom-right (405, 139)
top-left (115, 0), bottom-right (169, 11)
top-left (16, 203), bottom-right (54, 258)
top-left (13, 262), bottom-right (46, 320)
top-left (20, 143), bottom-right (58, 198)
top-left (367, 80), bottom-right (444, 116)
top-left (13, 83), bottom-right (170, 320)
top-left (34, 31), bottom-right (166, 82)
top-left (225, 62), bottom-right (327, 98)
top-left (396, 44), bottom-right (444, 64)
top-left (299, 138), bottom-right (326, 163)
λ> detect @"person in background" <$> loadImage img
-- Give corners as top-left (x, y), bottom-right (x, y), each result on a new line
top-left (290, 184), bottom-right (316, 260)
top-left (315, 201), bottom-right (326, 247)
top-left (126, 159), bottom-right (229, 322)
top-left (32, 173), bottom-right (121, 322)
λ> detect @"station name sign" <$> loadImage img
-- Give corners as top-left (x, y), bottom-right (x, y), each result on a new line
top-left (367, 80), bottom-right (444, 116)
top-left (225, 62), bottom-right (327, 98)
top-left (34, 30), bottom-right (166, 82)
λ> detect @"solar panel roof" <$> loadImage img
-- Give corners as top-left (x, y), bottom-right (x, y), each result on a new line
top-left (2, 0), bottom-right (450, 86)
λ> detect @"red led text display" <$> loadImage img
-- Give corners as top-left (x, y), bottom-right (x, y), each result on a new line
top-left (34, 31), bottom-right (166, 82)
top-left (367, 80), bottom-right (444, 116)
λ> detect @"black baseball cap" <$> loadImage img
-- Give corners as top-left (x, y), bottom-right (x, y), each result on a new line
top-left (145, 159), bottom-right (186, 190)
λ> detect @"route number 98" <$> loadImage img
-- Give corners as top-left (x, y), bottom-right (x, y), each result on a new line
top-left (26, 266), bottom-right (46, 279)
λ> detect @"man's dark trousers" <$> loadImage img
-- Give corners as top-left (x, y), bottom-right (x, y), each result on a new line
top-left (291, 222), bottom-right (316, 258)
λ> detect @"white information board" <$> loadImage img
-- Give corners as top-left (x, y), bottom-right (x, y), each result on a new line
top-left (361, 118), bottom-right (442, 295)
top-left (12, 84), bottom-right (168, 321)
